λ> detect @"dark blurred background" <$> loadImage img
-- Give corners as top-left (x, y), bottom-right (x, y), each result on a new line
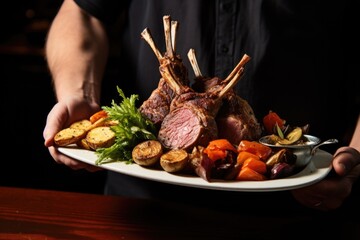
top-left (0, 1), bottom-right (108, 194)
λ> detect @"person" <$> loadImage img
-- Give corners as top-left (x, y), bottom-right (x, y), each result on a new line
top-left (43, 0), bottom-right (360, 215)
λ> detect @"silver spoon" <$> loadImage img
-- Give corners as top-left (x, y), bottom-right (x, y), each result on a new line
top-left (311, 138), bottom-right (338, 155)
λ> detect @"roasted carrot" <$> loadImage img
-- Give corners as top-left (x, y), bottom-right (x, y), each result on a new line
top-left (206, 139), bottom-right (238, 152)
top-left (242, 158), bottom-right (267, 175)
top-left (90, 110), bottom-right (108, 124)
top-left (237, 140), bottom-right (272, 160)
top-left (203, 139), bottom-right (238, 161)
top-left (236, 166), bottom-right (267, 181)
top-left (236, 151), bottom-right (260, 167)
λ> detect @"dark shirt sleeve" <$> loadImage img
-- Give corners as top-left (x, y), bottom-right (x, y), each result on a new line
top-left (74, 0), bottom-right (128, 25)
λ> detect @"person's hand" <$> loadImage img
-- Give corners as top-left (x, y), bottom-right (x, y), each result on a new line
top-left (43, 96), bottom-right (103, 172)
top-left (291, 146), bottom-right (360, 211)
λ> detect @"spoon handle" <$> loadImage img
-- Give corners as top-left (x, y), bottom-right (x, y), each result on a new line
top-left (311, 138), bottom-right (338, 155)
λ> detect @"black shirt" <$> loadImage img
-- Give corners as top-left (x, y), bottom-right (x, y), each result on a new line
top-left (74, 0), bottom-right (359, 214)
top-left (75, 0), bottom-right (359, 143)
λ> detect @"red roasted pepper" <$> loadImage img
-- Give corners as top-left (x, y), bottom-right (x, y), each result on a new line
top-left (262, 111), bottom-right (285, 135)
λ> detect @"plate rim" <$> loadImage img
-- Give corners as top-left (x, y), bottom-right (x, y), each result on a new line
top-left (57, 146), bottom-right (332, 192)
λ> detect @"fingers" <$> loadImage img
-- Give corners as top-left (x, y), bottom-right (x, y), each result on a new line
top-left (291, 179), bottom-right (349, 211)
top-left (332, 146), bottom-right (360, 176)
top-left (44, 100), bottom-right (104, 173)
top-left (48, 146), bottom-right (103, 172)
top-left (291, 146), bottom-right (360, 211)
top-left (43, 102), bottom-right (69, 147)
top-left (291, 187), bottom-right (332, 211)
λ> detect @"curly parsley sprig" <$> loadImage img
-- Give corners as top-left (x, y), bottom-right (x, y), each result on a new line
top-left (95, 86), bottom-right (157, 165)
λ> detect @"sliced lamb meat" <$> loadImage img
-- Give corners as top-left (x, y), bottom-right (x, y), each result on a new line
top-left (158, 62), bottom-right (244, 151)
top-left (158, 103), bottom-right (218, 151)
top-left (188, 50), bottom-right (262, 145)
top-left (216, 93), bottom-right (262, 144)
top-left (139, 16), bottom-right (189, 126)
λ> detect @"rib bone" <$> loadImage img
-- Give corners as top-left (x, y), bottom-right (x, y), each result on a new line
top-left (218, 67), bottom-right (244, 98)
top-left (159, 64), bottom-right (185, 94)
top-left (224, 54), bottom-right (250, 83)
top-left (163, 15), bottom-right (174, 59)
top-left (141, 28), bottom-right (163, 61)
top-left (187, 48), bottom-right (203, 78)
top-left (171, 21), bottom-right (179, 52)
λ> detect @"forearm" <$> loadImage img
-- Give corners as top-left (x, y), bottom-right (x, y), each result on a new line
top-left (45, 0), bottom-right (108, 105)
top-left (350, 114), bottom-right (360, 153)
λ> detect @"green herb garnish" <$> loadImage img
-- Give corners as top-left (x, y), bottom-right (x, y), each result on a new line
top-left (275, 123), bottom-right (284, 139)
top-left (95, 86), bottom-right (157, 165)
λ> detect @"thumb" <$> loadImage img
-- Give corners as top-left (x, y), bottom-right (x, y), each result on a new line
top-left (332, 146), bottom-right (360, 177)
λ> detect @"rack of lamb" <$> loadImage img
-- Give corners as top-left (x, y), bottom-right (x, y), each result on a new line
top-left (139, 16), bottom-right (189, 127)
top-left (139, 15), bottom-right (262, 151)
top-left (188, 49), bottom-right (262, 145)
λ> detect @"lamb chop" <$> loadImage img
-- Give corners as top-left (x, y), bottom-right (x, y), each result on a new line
top-left (187, 49), bottom-right (262, 145)
top-left (157, 58), bottom-right (246, 151)
top-left (139, 16), bottom-right (189, 127)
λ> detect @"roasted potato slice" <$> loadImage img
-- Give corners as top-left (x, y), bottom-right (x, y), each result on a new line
top-left (103, 119), bottom-right (119, 126)
top-left (160, 149), bottom-right (189, 173)
top-left (54, 128), bottom-right (87, 146)
top-left (76, 138), bottom-right (91, 150)
top-left (132, 140), bottom-right (163, 166)
top-left (86, 126), bottom-right (116, 150)
top-left (69, 119), bottom-right (92, 131)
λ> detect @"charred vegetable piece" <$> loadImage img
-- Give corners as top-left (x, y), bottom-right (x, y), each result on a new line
top-left (266, 148), bottom-right (297, 169)
top-left (211, 151), bottom-right (238, 180)
top-left (265, 148), bottom-right (287, 168)
top-left (160, 149), bottom-right (189, 173)
top-left (188, 146), bottom-right (212, 181)
top-left (223, 163), bottom-right (242, 180)
top-left (132, 140), bottom-right (163, 166)
top-left (196, 151), bottom-right (213, 182)
top-left (270, 162), bottom-right (294, 179)
top-left (300, 124), bottom-right (310, 135)
top-left (277, 127), bottom-right (302, 145)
